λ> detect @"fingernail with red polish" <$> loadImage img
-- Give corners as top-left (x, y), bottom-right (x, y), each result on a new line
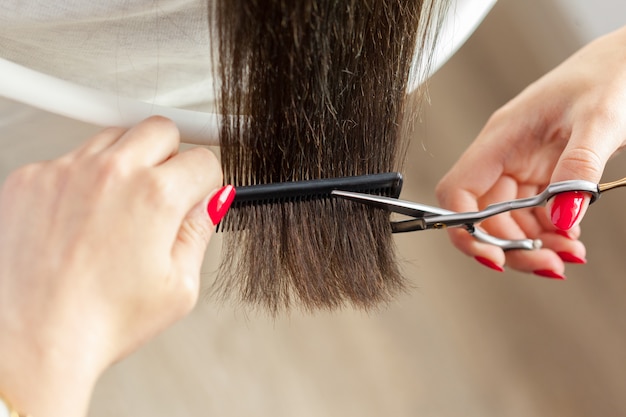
top-left (533, 269), bottom-right (566, 280)
top-left (550, 191), bottom-right (585, 231)
top-left (555, 229), bottom-right (573, 240)
top-left (207, 185), bottom-right (236, 225)
top-left (475, 256), bottom-right (505, 272)
top-left (557, 252), bottom-right (587, 264)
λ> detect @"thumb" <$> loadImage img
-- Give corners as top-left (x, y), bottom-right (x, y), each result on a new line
top-left (170, 185), bottom-right (235, 301)
top-left (547, 125), bottom-right (612, 231)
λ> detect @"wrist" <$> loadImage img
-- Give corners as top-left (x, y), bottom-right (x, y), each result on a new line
top-left (0, 331), bottom-right (103, 417)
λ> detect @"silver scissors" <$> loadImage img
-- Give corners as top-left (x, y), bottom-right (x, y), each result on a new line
top-left (332, 177), bottom-right (626, 251)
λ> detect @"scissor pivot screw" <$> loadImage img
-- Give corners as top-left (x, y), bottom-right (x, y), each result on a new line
top-left (433, 223), bottom-right (447, 229)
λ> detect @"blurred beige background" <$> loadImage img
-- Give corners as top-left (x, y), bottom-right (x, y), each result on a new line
top-left (2, 1), bottom-right (626, 416)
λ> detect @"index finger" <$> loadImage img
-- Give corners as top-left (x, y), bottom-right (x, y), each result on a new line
top-left (106, 116), bottom-right (182, 167)
top-left (435, 118), bottom-right (515, 268)
top-left (436, 133), bottom-right (507, 213)
top-left (156, 146), bottom-right (223, 216)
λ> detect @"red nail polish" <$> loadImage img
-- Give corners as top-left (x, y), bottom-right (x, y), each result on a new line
top-left (557, 252), bottom-right (587, 264)
top-left (475, 256), bottom-right (504, 272)
top-left (533, 269), bottom-right (566, 280)
top-left (550, 191), bottom-right (585, 231)
top-left (555, 229), bottom-right (573, 240)
top-left (207, 185), bottom-right (236, 225)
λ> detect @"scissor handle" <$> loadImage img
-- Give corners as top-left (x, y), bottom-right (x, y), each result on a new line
top-left (333, 180), bottom-right (603, 252)
top-left (392, 213), bottom-right (542, 250)
top-left (421, 180), bottom-right (600, 230)
top-left (599, 176), bottom-right (626, 193)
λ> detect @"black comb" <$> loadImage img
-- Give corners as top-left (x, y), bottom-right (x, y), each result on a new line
top-left (218, 172), bottom-right (403, 231)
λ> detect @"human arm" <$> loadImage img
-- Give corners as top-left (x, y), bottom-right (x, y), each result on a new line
top-left (435, 26), bottom-right (626, 277)
top-left (0, 116), bottom-right (230, 417)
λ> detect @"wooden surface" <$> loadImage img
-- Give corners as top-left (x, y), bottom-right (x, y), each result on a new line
top-left (1, 1), bottom-right (626, 416)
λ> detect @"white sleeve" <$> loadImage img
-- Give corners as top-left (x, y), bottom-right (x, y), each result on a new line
top-left (0, 0), bottom-right (497, 145)
top-left (409, 0), bottom-right (498, 91)
top-left (0, 58), bottom-right (222, 146)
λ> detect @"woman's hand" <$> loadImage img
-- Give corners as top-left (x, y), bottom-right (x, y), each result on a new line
top-left (0, 116), bottom-right (229, 417)
top-left (436, 26), bottom-right (626, 278)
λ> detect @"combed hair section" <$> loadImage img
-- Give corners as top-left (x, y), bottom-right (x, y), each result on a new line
top-left (212, 0), bottom-right (446, 315)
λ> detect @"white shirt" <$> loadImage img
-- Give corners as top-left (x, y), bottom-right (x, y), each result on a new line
top-left (0, 0), bottom-right (496, 145)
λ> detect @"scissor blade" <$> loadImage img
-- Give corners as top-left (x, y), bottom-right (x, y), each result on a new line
top-left (331, 190), bottom-right (543, 247)
top-left (331, 190), bottom-right (447, 220)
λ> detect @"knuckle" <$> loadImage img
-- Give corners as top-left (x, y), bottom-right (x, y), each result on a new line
top-left (192, 147), bottom-right (223, 181)
top-left (435, 175), bottom-right (454, 206)
top-left (179, 215), bottom-right (213, 247)
top-left (587, 100), bottom-right (619, 130)
top-left (145, 114), bottom-right (174, 126)
top-left (166, 269), bottom-right (201, 318)
top-left (180, 147), bottom-right (223, 192)
top-left (434, 181), bottom-right (446, 204)
top-left (2, 162), bottom-right (64, 196)
top-left (175, 277), bottom-right (200, 316)
top-left (144, 115), bottom-right (179, 136)
top-left (180, 273), bottom-right (200, 315)
top-left (559, 146), bottom-right (604, 182)
top-left (4, 163), bottom-right (40, 188)
top-left (193, 145), bottom-right (218, 163)
top-left (485, 106), bottom-right (508, 127)
top-left (483, 103), bottom-right (515, 133)
top-left (140, 171), bottom-right (175, 206)
top-left (96, 152), bottom-right (127, 177)
top-left (89, 154), bottom-right (129, 190)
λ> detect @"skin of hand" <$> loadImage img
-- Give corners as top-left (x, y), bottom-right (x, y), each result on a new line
top-left (436, 26), bottom-right (626, 276)
top-left (0, 116), bottom-right (224, 417)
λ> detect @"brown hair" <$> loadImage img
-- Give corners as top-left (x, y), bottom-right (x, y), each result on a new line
top-left (212, 0), bottom-right (447, 314)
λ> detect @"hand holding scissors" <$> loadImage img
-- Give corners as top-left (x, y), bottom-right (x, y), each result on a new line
top-left (333, 176), bottom-right (626, 276)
